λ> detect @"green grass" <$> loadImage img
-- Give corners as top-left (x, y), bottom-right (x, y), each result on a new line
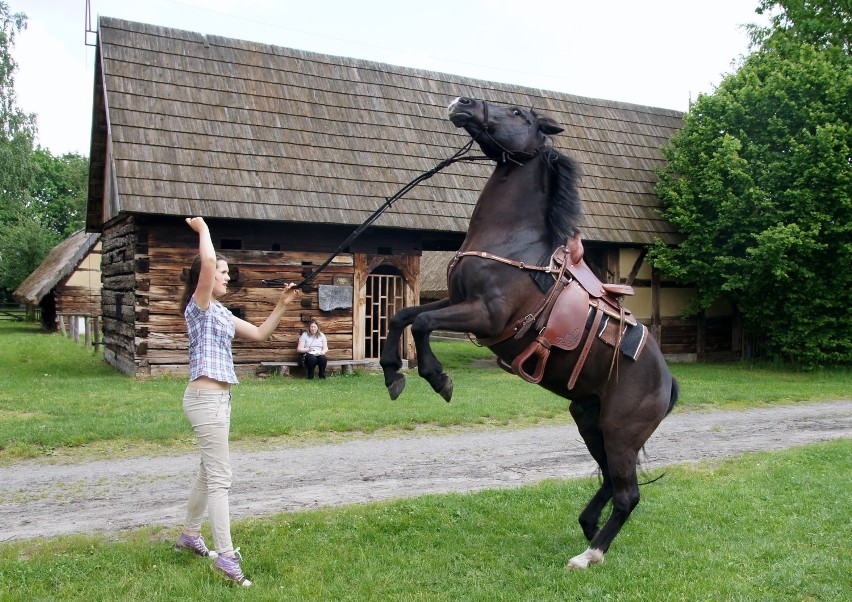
top-left (0, 323), bottom-right (849, 599)
top-left (1, 321), bottom-right (850, 461)
top-left (0, 440), bottom-right (848, 601)
top-left (667, 362), bottom-right (852, 408)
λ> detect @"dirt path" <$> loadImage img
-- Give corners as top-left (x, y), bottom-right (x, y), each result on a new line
top-left (1, 400), bottom-right (849, 543)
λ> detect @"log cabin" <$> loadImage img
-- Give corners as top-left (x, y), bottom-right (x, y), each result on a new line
top-left (86, 17), bottom-right (734, 377)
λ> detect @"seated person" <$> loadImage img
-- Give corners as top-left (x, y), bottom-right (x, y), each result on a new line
top-left (297, 320), bottom-right (328, 379)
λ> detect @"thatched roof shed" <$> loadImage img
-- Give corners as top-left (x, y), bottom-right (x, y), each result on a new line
top-left (419, 251), bottom-right (456, 301)
top-left (13, 230), bottom-right (101, 306)
top-left (88, 17), bottom-right (683, 247)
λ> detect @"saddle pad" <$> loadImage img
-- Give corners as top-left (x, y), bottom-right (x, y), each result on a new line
top-left (589, 312), bottom-right (648, 361)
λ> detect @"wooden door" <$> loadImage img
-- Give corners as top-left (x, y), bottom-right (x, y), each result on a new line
top-left (365, 269), bottom-right (404, 358)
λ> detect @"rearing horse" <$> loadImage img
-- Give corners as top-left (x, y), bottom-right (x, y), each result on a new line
top-left (380, 97), bottom-right (679, 569)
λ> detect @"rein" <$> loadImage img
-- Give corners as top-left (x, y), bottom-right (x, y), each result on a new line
top-left (262, 140), bottom-right (491, 288)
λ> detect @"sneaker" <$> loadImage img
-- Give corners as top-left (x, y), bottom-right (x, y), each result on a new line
top-left (174, 533), bottom-right (217, 559)
top-left (212, 548), bottom-right (251, 587)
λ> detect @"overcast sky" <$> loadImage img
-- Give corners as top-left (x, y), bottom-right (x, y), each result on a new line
top-left (10, 0), bottom-right (770, 156)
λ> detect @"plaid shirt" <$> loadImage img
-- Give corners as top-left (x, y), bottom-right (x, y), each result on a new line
top-left (185, 296), bottom-right (238, 384)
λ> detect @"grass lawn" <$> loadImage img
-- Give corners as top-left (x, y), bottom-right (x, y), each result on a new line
top-left (1, 321), bottom-right (850, 462)
top-left (0, 440), bottom-right (848, 601)
top-left (0, 323), bottom-right (849, 599)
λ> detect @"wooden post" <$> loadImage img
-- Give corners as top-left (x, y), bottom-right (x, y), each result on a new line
top-left (651, 268), bottom-right (661, 345)
top-left (606, 249), bottom-right (618, 283)
top-left (85, 317), bottom-right (92, 348)
top-left (58, 315), bottom-right (67, 337)
top-left (93, 316), bottom-right (101, 352)
top-left (353, 254), bottom-right (367, 360)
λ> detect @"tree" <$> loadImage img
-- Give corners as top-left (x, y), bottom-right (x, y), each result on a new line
top-left (650, 4), bottom-right (851, 366)
top-left (750, 0), bottom-right (851, 54)
top-left (0, 1), bottom-right (35, 223)
top-left (0, 216), bottom-right (60, 293)
top-left (0, 4), bottom-right (84, 302)
top-left (0, 147), bottom-right (88, 301)
top-left (29, 149), bottom-right (89, 236)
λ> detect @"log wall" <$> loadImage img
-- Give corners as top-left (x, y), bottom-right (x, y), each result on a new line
top-left (100, 215), bottom-right (425, 377)
top-left (56, 242), bottom-right (102, 317)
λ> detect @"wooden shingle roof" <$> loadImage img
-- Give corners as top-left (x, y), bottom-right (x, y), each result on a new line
top-left (88, 17), bottom-right (683, 245)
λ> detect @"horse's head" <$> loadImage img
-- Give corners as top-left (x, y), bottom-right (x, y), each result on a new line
top-left (448, 96), bottom-right (582, 247)
top-left (448, 97), bottom-right (564, 161)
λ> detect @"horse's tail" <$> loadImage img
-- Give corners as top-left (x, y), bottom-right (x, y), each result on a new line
top-left (666, 377), bottom-right (680, 416)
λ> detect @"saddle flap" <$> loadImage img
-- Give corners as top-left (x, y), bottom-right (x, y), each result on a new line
top-left (540, 280), bottom-right (589, 351)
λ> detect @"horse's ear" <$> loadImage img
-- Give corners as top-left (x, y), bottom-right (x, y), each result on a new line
top-left (539, 117), bottom-right (564, 136)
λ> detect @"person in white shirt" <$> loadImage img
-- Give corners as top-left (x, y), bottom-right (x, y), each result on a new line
top-left (297, 319), bottom-right (329, 379)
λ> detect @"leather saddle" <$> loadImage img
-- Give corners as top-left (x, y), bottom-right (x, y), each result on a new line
top-left (552, 245), bottom-right (636, 321)
top-left (510, 241), bottom-right (635, 389)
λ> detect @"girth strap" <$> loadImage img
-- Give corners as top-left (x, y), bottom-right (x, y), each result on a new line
top-left (568, 305), bottom-right (605, 390)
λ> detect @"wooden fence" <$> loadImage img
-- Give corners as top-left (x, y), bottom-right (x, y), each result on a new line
top-left (0, 304), bottom-right (40, 322)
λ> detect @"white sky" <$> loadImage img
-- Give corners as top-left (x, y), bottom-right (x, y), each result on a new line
top-left (10, 0), bottom-right (769, 156)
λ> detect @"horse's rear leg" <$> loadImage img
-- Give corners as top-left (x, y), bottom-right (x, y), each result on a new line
top-left (567, 402), bottom-right (664, 569)
top-left (567, 450), bottom-right (640, 570)
top-left (380, 299), bottom-right (451, 400)
top-left (569, 400), bottom-right (614, 542)
top-left (567, 390), bottom-right (657, 569)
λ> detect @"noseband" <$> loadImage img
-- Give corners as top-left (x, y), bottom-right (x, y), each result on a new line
top-left (478, 101), bottom-right (547, 165)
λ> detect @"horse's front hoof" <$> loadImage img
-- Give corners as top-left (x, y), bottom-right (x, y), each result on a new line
top-left (387, 375), bottom-right (406, 400)
top-left (565, 548), bottom-right (604, 570)
top-left (438, 376), bottom-right (453, 403)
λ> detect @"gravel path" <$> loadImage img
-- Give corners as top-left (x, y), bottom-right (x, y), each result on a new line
top-left (1, 400), bottom-right (849, 542)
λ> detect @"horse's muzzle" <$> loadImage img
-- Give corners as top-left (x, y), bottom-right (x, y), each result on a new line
top-left (448, 97), bottom-right (476, 127)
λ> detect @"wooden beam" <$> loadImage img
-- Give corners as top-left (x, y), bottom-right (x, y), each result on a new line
top-left (625, 248), bottom-right (648, 286)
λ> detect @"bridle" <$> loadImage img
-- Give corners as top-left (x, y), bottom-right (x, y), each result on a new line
top-left (475, 101), bottom-right (548, 165)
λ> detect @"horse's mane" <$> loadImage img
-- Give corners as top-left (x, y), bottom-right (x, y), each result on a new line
top-left (542, 147), bottom-right (582, 250)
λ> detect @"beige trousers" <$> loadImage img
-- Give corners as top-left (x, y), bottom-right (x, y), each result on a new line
top-left (182, 387), bottom-right (234, 555)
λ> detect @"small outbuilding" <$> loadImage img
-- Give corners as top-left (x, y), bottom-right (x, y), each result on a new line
top-left (13, 230), bottom-right (102, 338)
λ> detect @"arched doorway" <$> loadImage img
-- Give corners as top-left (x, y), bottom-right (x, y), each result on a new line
top-left (364, 265), bottom-right (405, 358)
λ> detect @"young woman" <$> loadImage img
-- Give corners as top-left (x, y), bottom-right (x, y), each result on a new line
top-left (174, 217), bottom-right (298, 587)
top-left (297, 319), bottom-right (329, 379)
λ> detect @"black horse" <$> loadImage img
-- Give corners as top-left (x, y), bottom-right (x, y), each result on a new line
top-left (380, 97), bottom-right (679, 569)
